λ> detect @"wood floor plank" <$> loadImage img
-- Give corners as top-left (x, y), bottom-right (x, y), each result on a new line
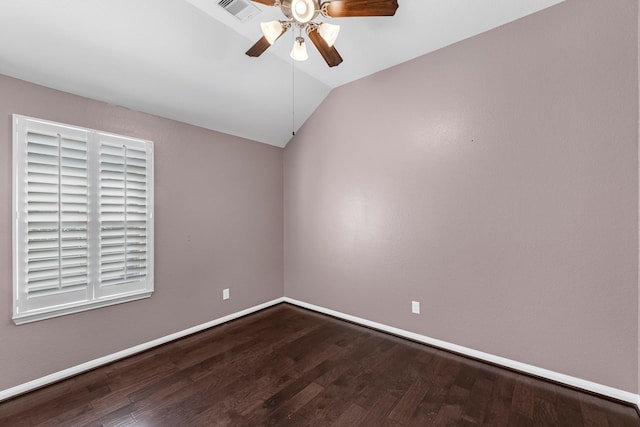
top-left (508, 411), bottom-right (535, 427)
top-left (462, 376), bottom-right (493, 424)
top-left (581, 401), bottom-right (612, 427)
top-left (357, 392), bottom-right (399, 426)
top-left (352, 370), bottom-right (397, 410)
top-left (484, 392), bottom-right (511, 426)
top-left (533, 396), bottom-right (560, 425)
top-left (0, 303), bottom-right (638, 426)
top-left (432, 403), bottom-right (464, 426)
top-left (387, 378), bottom-right (431, 424)
top-left (101, 414), bottom-right (137, 427)
top-left (331, 402), bottom-right (368, 426)
top-left (295, 368), bottom-right (370, 426)
top-left (511, 379), bottom-right (535, 418)
top-left (247, 381), bottom-right (324, 426)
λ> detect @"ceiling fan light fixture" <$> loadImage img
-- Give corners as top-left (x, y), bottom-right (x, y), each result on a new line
top-left (260, 20), bottom-right (284, 44)
top-left (318, 22), bottom-right (340, 47)
top-left (290, 36), bottom-right (309, 61)
top-left (290, 0), bottom-right (315, 23)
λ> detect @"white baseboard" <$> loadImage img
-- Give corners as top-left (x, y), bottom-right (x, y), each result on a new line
top-left (0, 297), bottom-right (285, 403)
top-left (283, 297), bottom-right (640, 407)
top-left (2, 296), bottom-right (638, 410)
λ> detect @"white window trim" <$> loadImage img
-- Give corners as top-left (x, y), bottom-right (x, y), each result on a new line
top-left (12, 115), bottom-right (154, 325)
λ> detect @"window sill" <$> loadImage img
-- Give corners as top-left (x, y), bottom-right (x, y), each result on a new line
top-left (12, 291), bottom-right (153, 325)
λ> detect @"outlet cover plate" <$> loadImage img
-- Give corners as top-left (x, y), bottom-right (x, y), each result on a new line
top-left (223, 288), bottom-right (230, 300)
top-left (412, 301), bottom-right (420, 314)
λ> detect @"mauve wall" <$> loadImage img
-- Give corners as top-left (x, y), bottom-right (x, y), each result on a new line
top-left (284, 0), bottom-right (639, 393)
top-left (0, 75), bottom-right (284, 391)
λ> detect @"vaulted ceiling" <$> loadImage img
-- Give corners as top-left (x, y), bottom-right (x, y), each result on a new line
top-left (0, 0), bottom-right (565, 147)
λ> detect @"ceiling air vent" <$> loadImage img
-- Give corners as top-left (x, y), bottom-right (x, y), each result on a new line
top-left (218, 0), bottom-right (261, 23)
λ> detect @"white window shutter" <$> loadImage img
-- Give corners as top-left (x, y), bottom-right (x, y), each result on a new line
top-left (13, 115), bottom-right (154, 324)
top-left (14, 120), bottom-right (91, 315)
top-left (97, 133), bottom-right (153, 299)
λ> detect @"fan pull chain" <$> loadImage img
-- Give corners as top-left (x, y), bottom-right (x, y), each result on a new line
top-left (292, 42), bottom-right (296, 137)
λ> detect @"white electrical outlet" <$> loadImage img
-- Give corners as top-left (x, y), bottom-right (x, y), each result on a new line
top-left (223, 288), bottom-right (230, 300)
top-left (412, 301), bottom-right (420, 314)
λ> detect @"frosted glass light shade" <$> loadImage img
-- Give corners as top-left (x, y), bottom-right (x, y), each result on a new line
top-left (318, 23), bottom-right (340, 46)
top-left (290, 37), bottom-right (309, 61)
top-left (260, 21), bottom-right (283, 44)
top-left (291, 0), bottom-right (315, 23)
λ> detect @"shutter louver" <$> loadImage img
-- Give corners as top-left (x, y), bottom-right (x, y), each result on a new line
top-left (99, 142), bottom-right (148, 289)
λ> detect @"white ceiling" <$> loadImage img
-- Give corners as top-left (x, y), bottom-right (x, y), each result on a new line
top-left (0, 0), bottom-right (565, 147)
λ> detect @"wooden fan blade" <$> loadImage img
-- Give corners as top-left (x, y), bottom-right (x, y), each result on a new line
top-left (245, 36), bottom-right (271, 57)
top-left (308, 28), bottom-right (343, 67)
top-left (322, 0), bottom-right (398, 17)
top-left (250, 0), bottom-right (277, 6)
top-left (245, 26), bottom-right (289, 57)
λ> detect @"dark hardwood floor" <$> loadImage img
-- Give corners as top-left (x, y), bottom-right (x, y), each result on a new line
top-left (0, 303), bottom-right (638, 426)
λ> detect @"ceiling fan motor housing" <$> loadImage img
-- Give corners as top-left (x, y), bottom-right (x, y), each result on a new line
top-left (281, 0), bottom-right (320, 23)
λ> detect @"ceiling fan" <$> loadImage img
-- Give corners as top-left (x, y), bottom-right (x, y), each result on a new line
top-left (246, 0), bottom-right (399, 67)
